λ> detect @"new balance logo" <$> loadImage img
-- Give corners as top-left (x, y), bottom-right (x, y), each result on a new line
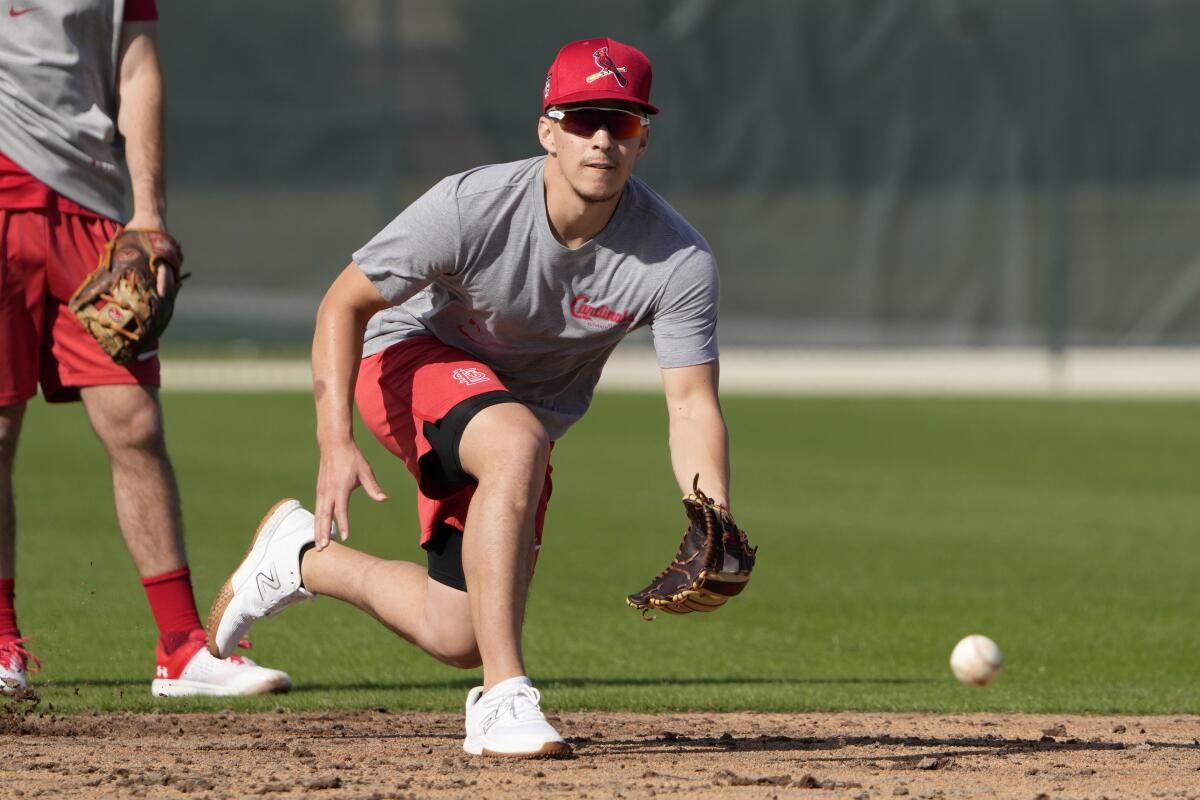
top-left (478, 705), bottom-right (504, 734)
top-left (256, 567), bottom-right (282, 600)
top-left (156, 665), bottom-right (169, 678)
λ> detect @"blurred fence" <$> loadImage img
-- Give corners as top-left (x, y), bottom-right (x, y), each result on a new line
top-left (157, 0), bottom-right (1200, 349)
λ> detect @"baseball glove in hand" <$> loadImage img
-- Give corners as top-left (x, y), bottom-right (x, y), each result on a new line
top-left (68, 229), bottom-right (185, 365)
top-left (626, 475), bottom-right (757, 618)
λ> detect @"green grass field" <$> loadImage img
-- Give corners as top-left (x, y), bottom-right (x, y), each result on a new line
top-left (11, 392), bottom-right (1199, 715)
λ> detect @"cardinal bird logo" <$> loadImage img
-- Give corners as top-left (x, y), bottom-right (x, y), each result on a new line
top-left (586, 46), bottom-right (628, 87)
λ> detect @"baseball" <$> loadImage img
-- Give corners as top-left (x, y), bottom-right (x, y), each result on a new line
top-left (949, 634), bottom-right (1003, 686)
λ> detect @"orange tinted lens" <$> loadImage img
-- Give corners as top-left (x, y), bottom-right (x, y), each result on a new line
top-left (559, 109), bottom-right (643, 139)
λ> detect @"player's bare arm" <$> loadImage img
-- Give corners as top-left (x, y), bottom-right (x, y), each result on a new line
top-left (117, 21), bottom-right (165, 234)
top-left (312, 263), bottom-right (392, 550)
top-left (116, 20), bottom-right (173, 298)
top-left (662, 361), bottom-right (730, 507)
top-left (626, 360), bottom-right (753, 617)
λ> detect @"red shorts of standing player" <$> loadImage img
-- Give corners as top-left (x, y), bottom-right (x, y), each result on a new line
top-left (0, 192), bottom-right (159, 406)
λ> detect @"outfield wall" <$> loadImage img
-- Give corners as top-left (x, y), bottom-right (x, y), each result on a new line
top-left (154, 1), bottom-right (1200, 350)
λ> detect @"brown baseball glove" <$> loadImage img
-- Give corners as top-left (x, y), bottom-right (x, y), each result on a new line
top-left (68, 229), bottom-right (185, 365)
top-left (626, 475), bottom-right (757, 618)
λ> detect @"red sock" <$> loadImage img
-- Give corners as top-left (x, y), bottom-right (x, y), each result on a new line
top-left (0, 578), bottom-right (19, 643)
top-left (141, 567), bottom-right (202, 655)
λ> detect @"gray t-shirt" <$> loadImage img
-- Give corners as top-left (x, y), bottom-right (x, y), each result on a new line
top-left (354, 156), bottom-right (719, 440)
top-left (0, 1), bottom-right (126, 220)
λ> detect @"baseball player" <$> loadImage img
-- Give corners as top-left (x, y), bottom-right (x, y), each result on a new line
top-left (207, 37), bottom-right (754, 756)
top-left (0, 0), bottom-right (289, 695)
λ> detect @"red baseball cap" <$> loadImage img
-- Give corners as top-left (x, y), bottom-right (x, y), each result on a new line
top-left (542, 37), bottom-right (659, 115)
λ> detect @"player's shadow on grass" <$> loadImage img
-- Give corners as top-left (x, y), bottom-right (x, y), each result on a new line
top-left (287, 676), bottom-right (933, 693)
top-left (40, 675), bottom-right (930, 693)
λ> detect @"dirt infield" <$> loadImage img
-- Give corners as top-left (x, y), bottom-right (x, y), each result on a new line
top-left (4, 707), bottom-right (1198, 799)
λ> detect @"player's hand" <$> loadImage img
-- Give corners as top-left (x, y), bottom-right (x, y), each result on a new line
top-left (314, 439), bottom-right (388, 551)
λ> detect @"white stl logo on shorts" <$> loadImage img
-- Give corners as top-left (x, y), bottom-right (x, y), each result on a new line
top-left (452, 367), bottom-right (490, 386)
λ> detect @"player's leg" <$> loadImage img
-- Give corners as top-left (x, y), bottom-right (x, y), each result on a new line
top-left (209, 407), bottom-right (547, 670)
top-left (77, 383), bottom-right (288, 695)
top-left (79, 384), bottom-right (185, 576)
top-left (233, 338), bottom-right (508, 668)
top-left (0, 404), bottom-right (23, 584)
top-left (453, 402), bottom-right (548, 687)
top-left (453, 402), bottom-right (567, 757)
top-left (282, 398), bottom-right (563, 756)
top-left (299, 544), bottom-right (479, 666)
top-left (289, 401), bottom-right (549, 676)
top-left (0, 208), bottom-right (50, 692)
top-left (206, 497), bottom-right (482, 668)
top-left (0, 403), bottom-right (34, 693)
top-left (206, 502), bottom-right (484, 667)
top-left (348, 342), bottom-right (564, 755)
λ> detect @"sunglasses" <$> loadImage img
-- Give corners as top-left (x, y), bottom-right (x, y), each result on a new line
top-left (546, 107), bottom-right (649, 139)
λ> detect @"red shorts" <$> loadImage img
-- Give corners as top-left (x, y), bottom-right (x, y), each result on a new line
top-left (0, 208), bottom-right (160, 405)
top-left (355, 336), bottom-right (553, 548)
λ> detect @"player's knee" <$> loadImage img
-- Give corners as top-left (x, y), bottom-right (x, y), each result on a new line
top-left (426, 635), bottom-right (482, 669)
top-left (418, 593), bottom-right (480, 668)
top-left (462, 404), bottom-right (550, 479)
top-left (487, 413), bottom-right (551, 472)
top-left (96, 398), bottom-right (166, 455)
top-left (438, 647), bottom-right (483, 670)
top-left (503, 420), bottom-right (550, 469)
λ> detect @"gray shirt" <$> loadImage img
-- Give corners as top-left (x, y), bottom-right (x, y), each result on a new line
top-left (354, 156), bottom-right (719, 440)
top-left (0, 1), bottom-right (126, 220)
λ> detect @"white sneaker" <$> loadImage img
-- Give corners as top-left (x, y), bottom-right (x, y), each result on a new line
top-left (463, 676), bottom-right (570, 758)
top-left (206, 498), bottom-right (316, 659)
top-left (0, 638), bottom-right (37, 695)
top-left (152, 629), bottom-right (291, 697)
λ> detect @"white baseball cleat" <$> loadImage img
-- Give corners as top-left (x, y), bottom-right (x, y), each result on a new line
top-left (0, 637), bottom-right (38, 695)
top-left (152, 629), bottom-right (291, 697)
top-left (206, 498), bottom-right (316, 659)
top-left (463, 676), bottom-right (570, 758)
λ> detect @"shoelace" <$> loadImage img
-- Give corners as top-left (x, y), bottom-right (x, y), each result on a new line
top-left (0, 636), bottom-right (41, 673)
top-left (509, 685), bottom-right (543, 719)
top-left (483, 685), bottom-right (544, 731)
top-left (227, 638), bottom-right (255, 666)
